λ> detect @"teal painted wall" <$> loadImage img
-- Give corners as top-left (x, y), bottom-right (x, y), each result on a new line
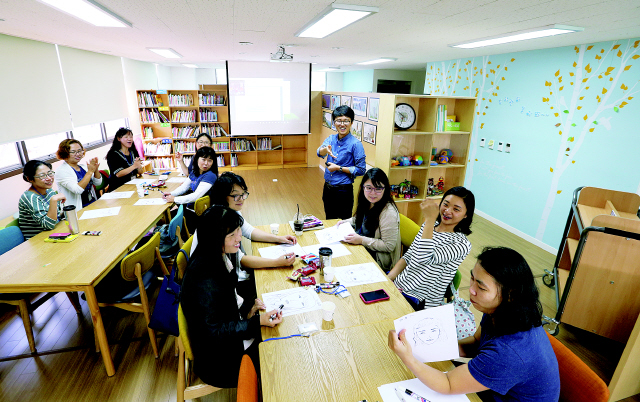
top-left (343, 70), bottom-right (374, 92)
top-left (425, 38), bottom-right (640, 249)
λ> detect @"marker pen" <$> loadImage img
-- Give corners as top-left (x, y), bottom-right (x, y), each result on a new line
top-left (284, 254), bottom-right (299, 259)
top-left (404, 388), bottom-right (430, 402)
top-left (269, 304), bottom-right (284, 322)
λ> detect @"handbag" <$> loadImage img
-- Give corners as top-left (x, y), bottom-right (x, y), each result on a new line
top-left (445, 282), bottom-right (477, 340)
top-left (148, 249), bottom-right (186, 336)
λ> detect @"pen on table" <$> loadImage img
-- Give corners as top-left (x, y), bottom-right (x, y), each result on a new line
top-left (404, 389), bottom-right (430, 402)
top-left (269, 304), bottom-right (284, 322)
top-left (284, 254), bottom-right (299, 259)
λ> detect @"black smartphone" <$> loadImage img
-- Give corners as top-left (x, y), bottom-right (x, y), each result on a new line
top-left (360, 289), bottom-right (390, 304)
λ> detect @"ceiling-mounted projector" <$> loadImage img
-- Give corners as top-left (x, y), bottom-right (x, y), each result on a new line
top-left (270, 46), bottom-right (293, 62)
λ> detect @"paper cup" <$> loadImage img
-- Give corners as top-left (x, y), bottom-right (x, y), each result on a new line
top-left (294, 220), bottom-right (304, 236)
top-left (324, 267), bottom-right (335, 282)
top-left (322, 301), bottom-right (336, 321)
top-left (270, 223), bottom-right (279, 235)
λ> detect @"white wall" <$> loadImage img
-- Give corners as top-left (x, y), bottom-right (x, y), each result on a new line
top-left (170, 67), bottom-right (197, 89)
top-left (326, 72), bottom-right (344, 91)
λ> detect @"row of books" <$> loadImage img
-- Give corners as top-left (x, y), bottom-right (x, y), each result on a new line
top-left (143, 127), bottom-right (154, 140)
top-left (257, 137), bottom-right (273, 150)
top-left (150, 157), bottom-right (173, 169)
top-left (230, 153), bottom-right (239, 167)
top-left (199, 93), bottom-right (225, 106)
top-left (212, 142), bottom-right (230, 152)
top-left (231, 139), bottom-right (255, 152)
top-left (172, 110), bottom-right (196, 123)
top-left (174, 141), bottom-right (195, 154)
top-left (216, 155), bottom-right (226, 167)
top-left (172, 126), bottom-right (200, 138)
top-left (144, 143), bottom-right (172, 156)
top-left (202, 123), bottom-right (228, 137)
top-left (138, 92), bottom-right (162, 107)
top-left (169, 94), bottom-right (194, 106)
top-left (140, 109), bottom-right (170, 123)
top-left (435, 104), bottom-right (448, 132)
top-left (199, 109), bottom-right (218, 122)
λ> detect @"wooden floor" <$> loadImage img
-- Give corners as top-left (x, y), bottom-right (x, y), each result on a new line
top-left (0, 167), bottom-right (638, 401)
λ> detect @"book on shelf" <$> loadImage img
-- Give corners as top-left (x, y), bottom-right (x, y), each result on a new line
top-left (168, 93), bottom-right (194, 107)
top-left (272, 144), bottom-right (282, 150)
top-left (172, 125), bottom-right (200, 139)
top-left (202, 123), bottom-right (228, 137)
top-left (171, 110), bottom-right (196, 123)
top-left (150, 157), bottom-right (173, 169)
top-left (144, 142), bottom-right (172, 156)
top-left (436, 104), bottom-right (447, 132)
top-left (231, 138), bottom-right (255, 152)
top-left (217, 155), bottom-right (225, 167)
top-left (140, 108), bottom-right (170, 123)
top-left (138, 91), bottom-right (158, 107)
top-left (198, 93), bottom-right (225, 106)
top-left (199, 109), bottom-right (218, 122)
top-left (174, 141), bottom-right (196, 154)
top-left (257, 137), bottom-right (272, 150)
top-left (143, 127), bottom-right (153, 140)
top-left (212, 142), bottom-right (230, 152)
top-left (230, 153), bottom-right (238, 167)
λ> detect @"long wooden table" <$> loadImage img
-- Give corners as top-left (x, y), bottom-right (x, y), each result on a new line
top-left (0, 173), bottom-right (181, 376)
top-left (251, 220), bottom-right (415, 340)
top-left (260, 319), bottom-right (481, 402)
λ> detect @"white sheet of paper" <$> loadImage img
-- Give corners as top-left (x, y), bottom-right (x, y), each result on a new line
top-left (99, 191), bottom-right (134, 199)
top-left (125, 179), bottom-right (150, 185)
top-left (334, 262), bottom-right (387, 287)
top-left (257, 243), bottom-right (305, 259)
top-left (301, 242), bottom-right (351, 259)
top-left (314, 224), bottom-right (355, 244)
top-left (133, 198), bottom-right (167, 206)
top-left (167, 177), bottom-right (187, 183)
top-left (78, 207), bottom-right (121, 220)
top-left (394, 304), bottom-right (459, 363)
top-left (379, 378), bottom-right (469, 402)
top-left (261, 287), bottom-right (323, 317)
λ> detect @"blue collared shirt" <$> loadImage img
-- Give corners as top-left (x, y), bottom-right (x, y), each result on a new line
top-left (317, 133), bottom-right (366, 185)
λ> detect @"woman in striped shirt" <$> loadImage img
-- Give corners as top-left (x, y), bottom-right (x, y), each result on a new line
top-left (388, 186), bottom-right (475, 310)
top-left (18, 160), bottom-right (67, 240)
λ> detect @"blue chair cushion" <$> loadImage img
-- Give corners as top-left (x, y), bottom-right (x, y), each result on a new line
top-left (0, 226), bottom-right (24, 255)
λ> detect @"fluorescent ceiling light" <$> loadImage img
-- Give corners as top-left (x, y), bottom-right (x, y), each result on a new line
top-left (449, 24), bottom-right (584, 49)
top-left (357, 57), bottom-right (397, 65)
top-left (38, 0), bottom-right (131, 27)
top-left (182, 64), bottom-right (198, 68)
top-left (295, 3), bottom-right (378, 39)
top-left (148, 48), bottom-right (182, 59)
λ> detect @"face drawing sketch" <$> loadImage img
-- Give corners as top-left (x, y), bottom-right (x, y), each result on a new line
top-left (413, 318), bottom-right (445, 345)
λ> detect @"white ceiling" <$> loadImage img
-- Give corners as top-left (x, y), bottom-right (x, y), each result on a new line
top-left (1, 0), bottom-right (639, 72)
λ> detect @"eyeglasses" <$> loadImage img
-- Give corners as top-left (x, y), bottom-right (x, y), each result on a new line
top-left (196, 141), bottom-right (212, 146)
top-left (230, 192), bottom-right (249, 201)
top-left (34, 171), bottom-right (55, 180)
top-left (334, 119), bottom-right (351, 125)
top-left (69, 150), bottom-right (84, 155)
top-left (364, 185), bottom-right (384, 194)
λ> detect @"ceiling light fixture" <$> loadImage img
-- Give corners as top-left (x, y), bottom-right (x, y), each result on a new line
top-left (357, 57), bottom-right (397, 65)
top-left (147, 48), bottom-right (182, 59)
top-left (295, 3), bottom-right (378, 39)
top-left (449, 24), bottom-right (584, 49)
top-left (239, 42), bottom-right (253, 45)
top-left (38, 0), bottom-right (131, 27)
top-left (182, 64), bottom-right (198, 68)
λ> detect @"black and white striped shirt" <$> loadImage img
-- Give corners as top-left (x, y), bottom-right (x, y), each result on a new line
top-left (394, 222), bottom-right (471, 308)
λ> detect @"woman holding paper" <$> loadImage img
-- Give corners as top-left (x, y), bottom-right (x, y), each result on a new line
top-left (388, 186), bottom-right (474, 310)
top-left (55, 139), bottom-right (102, 210)
top-left (337, 168), bottom-right (400, 272)
top-left (181, 205), bottom-right (283, 387)
top-left (106, 127), bottom-right (143, 192)
top-left (388, 247), bottom-right (560, 401)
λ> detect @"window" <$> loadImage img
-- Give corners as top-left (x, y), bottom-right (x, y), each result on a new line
top-left (216, 68), bottom-right (227, 84)
top-left (72, 123), bottom-right (103, 147)
top-left (0, 143), bottom-right (22, 172)
top-left (24, 132), bottom-right (69, 161)
top-left (104, 118), bottom-right (128, 140)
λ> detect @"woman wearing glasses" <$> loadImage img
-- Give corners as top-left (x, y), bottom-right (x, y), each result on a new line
top-left (54, 139), bottom-right (102, 210)
top-left (18, 160), bottom-right (66, 240)
top-left (175, 133), bottom-right (213, 176)
top-left (106, 127), bottom-right (143, 192)
top-left (337, 168), bottom-right (400, 272)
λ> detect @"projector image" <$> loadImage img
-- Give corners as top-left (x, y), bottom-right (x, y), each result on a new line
top-left (270, 46), bottom-right (293, 62)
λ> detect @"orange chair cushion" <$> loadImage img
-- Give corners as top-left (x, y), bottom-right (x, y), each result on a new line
top-left (236, 355), bottom-right (258, 402)
top-left (546, 333), bottom-right (609, 402)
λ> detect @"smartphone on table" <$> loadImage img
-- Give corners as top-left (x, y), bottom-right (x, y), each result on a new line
top-left (359, 289), bottom-right (390, 304)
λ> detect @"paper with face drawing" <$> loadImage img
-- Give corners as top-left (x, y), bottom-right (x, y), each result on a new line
top-left (257, 243), bottom-right (305, 259)
top-left (78, 207), bottom-right (121, 220)
top-left (261, 287), bottom-right (323, 317)
top-left (99, 191), bottom-right (134, 199)
top-left (334, 262), bottom-right (387, 287)
top-left (301, 242), bottom-right (351, 259)
top-left (133, 198), bottom-right (167, 206)
top-left (394, 304), bottom-right (459, 363)
top-left (378, 378), bottom-right (469, 402)
top-left (314, 223), bottom-right (355, 244)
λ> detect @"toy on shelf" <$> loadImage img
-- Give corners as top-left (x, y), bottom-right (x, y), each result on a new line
top-left (391, 155), bottom-right (424, 167)
top-left (414, 155), bottom-right (424, 166)
top-left (427, 178), bottom-right (435, 196)
top-left (436, 176), bottom-right (445, 194)
top-left (400, 156), bottom-right (411, 166)
top-left (438, 149), bottom-right (453, 164)
top-left (390, 158), bottom-right (400, 167)
top-left (390, 184), bottom-right (399, 198)
top-left (394, 180), bottom-right (418, 199)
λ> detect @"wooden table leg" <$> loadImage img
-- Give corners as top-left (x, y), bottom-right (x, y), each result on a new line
top-left (83, 286), bottom-right (115, 376)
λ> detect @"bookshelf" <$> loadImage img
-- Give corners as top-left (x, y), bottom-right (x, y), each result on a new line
top-left (137, 86), bottom-right (308, 171)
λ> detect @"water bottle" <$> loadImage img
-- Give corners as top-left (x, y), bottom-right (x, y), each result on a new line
top-left (63, 205), bottom-right (80, 234)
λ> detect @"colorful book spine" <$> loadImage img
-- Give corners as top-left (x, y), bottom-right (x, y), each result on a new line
top-left (138, 92), bottom-right (158, 107)
top-left (199, 109), bottom-right (218, 122)
top-left (171, 110), bottom-right (196, 123)
top-left (169, 94), bottom-right (194, 106)
top-left (212, 142), bottom-right (230, 152)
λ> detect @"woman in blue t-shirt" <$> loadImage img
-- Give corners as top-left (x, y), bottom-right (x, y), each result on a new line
top-left (389, 247), bottom-right (560, 402)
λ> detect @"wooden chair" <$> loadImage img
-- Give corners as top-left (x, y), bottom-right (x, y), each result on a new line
top-left (176, 235), bottom-right (194, 281)
top-left (94, 169), bottom-right (110, 196)
top-left (546, 332), bottom-right (609, 402)
top-left (177, 304), bottom-right (222, 402)
top-left (194, 195), bottom-right (210, 216)
top-left (237, 355), bottom-right (259, 402)
top-left (95, 232), bottom-right (169, 358)
top-left (399, 213), bottom-right (420, 253)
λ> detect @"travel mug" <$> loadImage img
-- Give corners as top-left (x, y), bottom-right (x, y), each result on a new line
top-left (63, 205), bottom-right (80, 234)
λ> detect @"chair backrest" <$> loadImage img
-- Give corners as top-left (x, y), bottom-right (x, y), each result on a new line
top-left (545, 333), bottom-right (609, 402)
top-left (120, 232), bottom-right (161, 281)
top-left (178, 304), bottom-right (194, 361)
top-left (95, 170), bottom-right (110, 192)
top-left (236, 355), bottom-right (258, 402)
top-left (0, 226), bottom-right (25, 255)
top-left (176, 235), bottom-right (194, 280)
top-left (452, 269), bottom-right (462, 290)
top-left (169, 205), bottom-right (185, 242)
top-left (399, 213), bottom-right (420, 248)
top-left (194, 195), bottom-right (210, 216)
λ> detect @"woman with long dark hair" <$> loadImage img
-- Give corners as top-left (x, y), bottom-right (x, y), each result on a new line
top-left (106, 127), bottom-right (143, 192)
top-left (175, 132), bottom-right (213, 176)
top-left (162, 146), bottom-right (218, 206)
top-left (337, 168), bottom-right (400, 272)
top-left (180, 205), bottom-right (283, 387)
top-left (389, 247), bottom-right (560, 401)
top-left (388, 186), bottom-right (475, 310)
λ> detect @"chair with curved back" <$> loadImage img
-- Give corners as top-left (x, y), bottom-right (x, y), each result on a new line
top-left (176, 235), bottom-right (194, 281)
top-left (94, 169), bottom-right (110, 196)
top-left (237, 354), bottom-right (259, 402)
top-left (177, 304), bottom-right (222, 402)
top-left (194, 195), bottom-right (210, 216)
top-left (399, 213), bottom-right (420, 253)
top-left (163, 205), bottom-right (189, 259)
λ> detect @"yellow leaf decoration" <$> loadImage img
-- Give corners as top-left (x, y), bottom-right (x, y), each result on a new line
top-left (554, 112), bottom-right (559, 117)
top-left (480, 123), bottom-right (484, 129)
top-left (586, 87), bottom-right (590, 90)
top-left (559, 131), bottom-right (562, 135)
top-left (633, 55), bottom-right (640, 59)
top-left (572, 161), bottom-right (575, 164)
top-left (475, 159), bottom-right (478, 161)
top-left (550, 167), bottom-right (554, 172)
top-left (635, 40), bottom-right (639, 48)
top-left (570, 72), bottom-right (574, 76)
top-left (582, 78), bottom-right (588, 83)
top-left (545, 81), bottom-right (552, 86)
top-left (543, 97), bottom-right (549, 102)
top-left (559, 86), bottom-right (564, 91)
top-left (496, 86), bottom-right (499, 90)
top-left (621, 101), bottom-right (628, 108)
top-left (601, 49), bottom-right (605, 53)
top-left (559, 77), bottom-right (563, 83)
top-left (502, 77), bottom-right (505, 80)
top-left (621, 83), bottom-right (629, 90)
top-left (629, 96), bottom-right (634, 100)
top-left (613, 44), bottom-right (620, 49)
top-left (577, 106), bottom-right (582, 110)
top-left (598, 75), bottom-right (603, 79)
top-left (505, 66), bottom-right (508, 71)
top-left (580, 96), bottom-right (584, 100)
top-left (557, 190), bottom-right (562, 194)
top-left (587, 45), bottom-right (594, 50)
top-left (605, 67), bottom-right (615, 75)
top-left (624, 65), bottom-right (632, 71)
top-left (497, 65), bottom-right (501, 69)
top-left (617, 50), bottom-right (623, 57)
top-left (585, 64), bottom-right (592, 73)
top-left (573, 61), bottom-right (577, 67)
top-left (596, 55), bottom-right (602, 60)
top-left (555, 70), bottom-right (560, 77)
top-left (569, 137), bottom-right (574, 142)
top-left (602, 87), bottom-right (608, 94)
top-left (589, 128), bottom-right (595, 132)
top-left (583, 114), bottom-right (588, 121)
top-left (511, 58), bottom-right (515, 62)
top-left (574, 46), bottom-right (579, 54)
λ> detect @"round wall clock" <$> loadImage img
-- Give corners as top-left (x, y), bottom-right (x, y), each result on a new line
top-left (395, 103), bottom-right (416, 129)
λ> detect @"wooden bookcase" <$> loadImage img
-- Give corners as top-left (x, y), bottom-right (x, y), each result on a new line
top-left (137, 86), bottom-right (307, 171)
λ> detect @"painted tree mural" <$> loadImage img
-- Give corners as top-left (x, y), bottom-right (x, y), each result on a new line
top-left (535, 39), bottom-right (640, 240)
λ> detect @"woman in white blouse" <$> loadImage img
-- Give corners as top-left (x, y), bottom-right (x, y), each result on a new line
top-left (54, 139), bottom-right (102, 210)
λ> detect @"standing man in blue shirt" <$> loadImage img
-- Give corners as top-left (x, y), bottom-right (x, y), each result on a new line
top-left (317, 105), bottom-right (366, 219)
